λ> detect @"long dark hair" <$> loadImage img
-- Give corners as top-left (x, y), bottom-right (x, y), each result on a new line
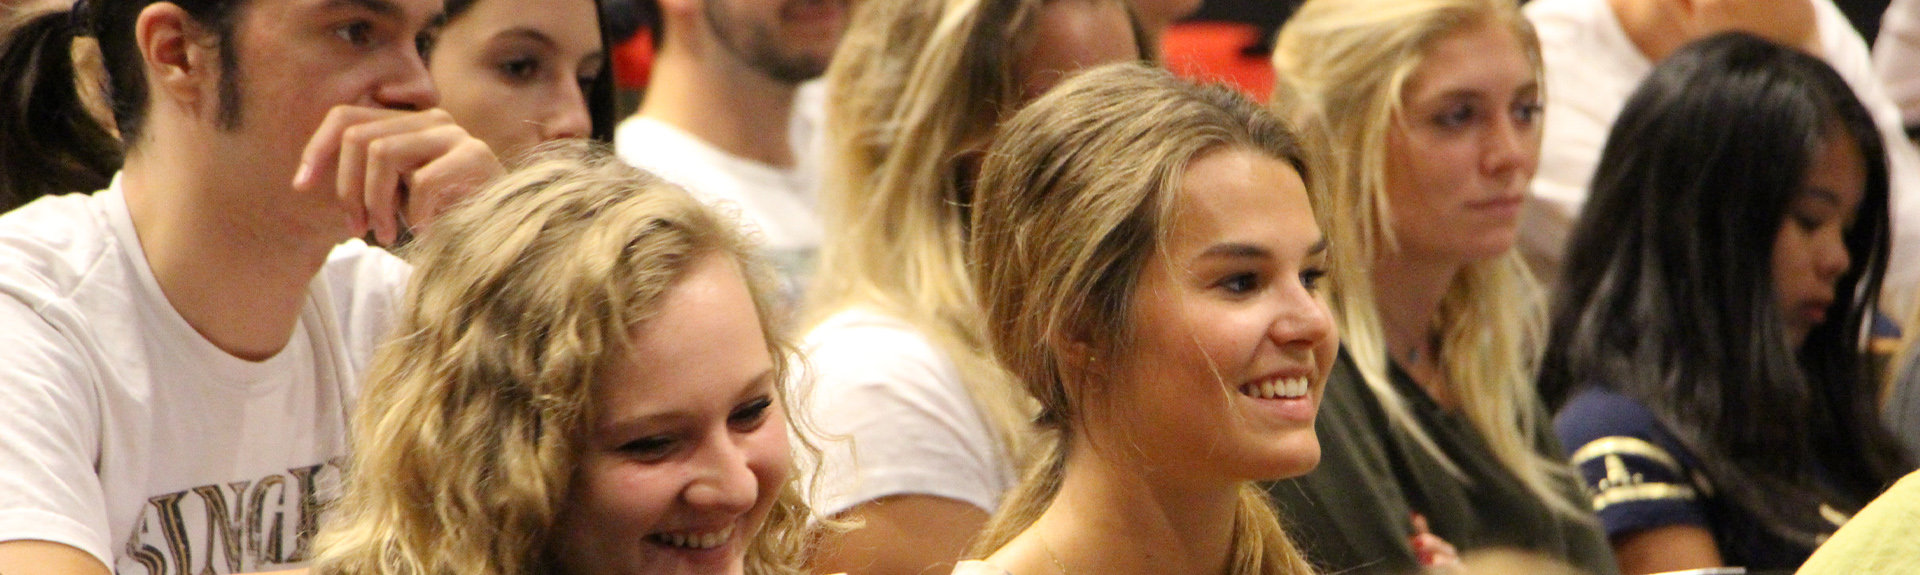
top-left (1, 0), bottom-right (247, 210)
top-left (1540, 32), bottom-right (1912, 546)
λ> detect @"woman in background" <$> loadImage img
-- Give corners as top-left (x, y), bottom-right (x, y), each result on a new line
top-left (1267, 0), bottom-right (1615, 572)
top-left (428, 0), bottom-right (615, 157)
top-left (960, 63), bottom-right (1324, 575)
top-left (799, 1), bottom-right (1143, 574)
top-left (1543, 32), bottom-right (1913, 574)
top-left (314, 142), bottom-right (813, 575)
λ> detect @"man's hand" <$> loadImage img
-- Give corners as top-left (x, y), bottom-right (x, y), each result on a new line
top-left (292, 106), bottom-right (501, 246)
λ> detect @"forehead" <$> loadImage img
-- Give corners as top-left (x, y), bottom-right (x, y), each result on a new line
top-left (1163, 148), bottom-right (1317, 253)
top-left (1804, 129), bottom-right (1868, 207)
top-left (596, 254), bottom-right (774, 418)
top-left (447, 0), bottom-right (601, 46)
top-left (1404, 22), bottom-right (1535, 99)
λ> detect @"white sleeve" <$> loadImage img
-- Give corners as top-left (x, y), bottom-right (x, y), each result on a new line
top-left (1876, 0), bottom-right (1920, 127)
top-left (0, 294), bottom-right (112, 567)
top-left (799, 322), bottom-right (1009, 517)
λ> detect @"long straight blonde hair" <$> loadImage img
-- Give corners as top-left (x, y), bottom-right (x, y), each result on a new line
top-left (968, 63), bottom-right (1317, 575)
top-left (313, 142), bottom-right (814, 575)
top-left (1272, 0), bottom-right (1584, 517)
top-left (806, 0), bottom-right (1144, 475)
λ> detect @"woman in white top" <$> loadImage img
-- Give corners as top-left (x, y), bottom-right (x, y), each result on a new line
top-left (959, 63), bottom-right (1327, 575)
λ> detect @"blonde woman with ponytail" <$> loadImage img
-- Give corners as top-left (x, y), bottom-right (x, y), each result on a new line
top-left (962, 63), bottom-right (1325, 575)
top-left (800, 1), bottom-right (1143, 574)
top-left (1266, 0), bottom-right (1615, 573)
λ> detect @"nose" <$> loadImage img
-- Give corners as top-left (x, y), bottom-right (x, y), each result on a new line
top-left (1481, 110), bottom-right (1537, 178)
top-left (374, 45), bottom-right (440, 111)
top-left (544, 82), bottom-right (592, 141)
top-left (1269, 281), bottom-right (1336, 350)
top-left (1815, 228), bottom-right (1852, 282)
top-left (680, 434), bottom-right (761, 515)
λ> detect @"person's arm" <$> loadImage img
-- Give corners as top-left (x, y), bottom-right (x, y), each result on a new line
top-left (811, 495), bottom-right (990, 575)
top-left (1609, 525), bottom-right (1723, 575)
top-left (0, 540), bottom-right (111, 575)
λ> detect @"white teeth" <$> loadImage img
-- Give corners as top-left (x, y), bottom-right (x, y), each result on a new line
top-left (1241, 377), bottom-right (1310, 399)
top-left (652, 525), bottom-right (733, 549)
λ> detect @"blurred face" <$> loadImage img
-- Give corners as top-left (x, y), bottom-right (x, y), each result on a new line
top-left (430, 0), bottom-right (602, 158)
top-left (1383, 22), bottom-right (1541, 264)
top-left (1773, 131), bottom-right (1865, 348)
top-left (705, 0), bottom-right (848, 84)
top-left (213, 0), bottom-right (441, 235)
top-left (552, 253), bottom-right (790, 575)
top-left (1689, 0), bottom-right (1817, 53)
top-left (1015, 0), bottom-right (1139, 101)
top-left (1103, 148), bottom-right (1337, 486)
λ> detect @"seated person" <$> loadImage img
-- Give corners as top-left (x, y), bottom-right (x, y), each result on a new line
top-left (1542, 32), bottom-right (1916, 574)
top-left (960, 62), bottom-right (1326, 575)
top-left (313, 142), bottom-right (813, 575)
top-left (1267, 0), bottom-right (1615, 572)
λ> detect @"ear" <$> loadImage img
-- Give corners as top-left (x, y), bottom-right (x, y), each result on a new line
top-left (135, 3), bottom-right (220, 118)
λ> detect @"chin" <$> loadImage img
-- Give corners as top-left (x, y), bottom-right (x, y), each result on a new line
top-left (1246, 432), bottom-right (1322, 481)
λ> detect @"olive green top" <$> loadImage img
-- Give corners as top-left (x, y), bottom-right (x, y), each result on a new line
top-left (1265, 352), bottom-right (1618, 575)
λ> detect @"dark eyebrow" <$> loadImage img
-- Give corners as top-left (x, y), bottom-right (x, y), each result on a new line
top-left (1308, 237), bottom-right (1329, 256)
top-left (1801, 188), bottom-right (1844, 207)
top-left (1200, 242), bottom-right (1272, 259)
top-left (494, 27), bottom-right (559, 49)
top-left (325, 0), bottom-right (402, 17)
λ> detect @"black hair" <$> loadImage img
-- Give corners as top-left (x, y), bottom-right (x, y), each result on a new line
top-left (441, 0), bottom-right (619, 141)
top-left (0, 0), bottom-right (249, 210)
top-left (1540, 32), bottom-right (1912, 546)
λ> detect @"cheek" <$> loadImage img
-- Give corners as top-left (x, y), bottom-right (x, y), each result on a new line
top-left (745, 413), bottom-right (794, 503)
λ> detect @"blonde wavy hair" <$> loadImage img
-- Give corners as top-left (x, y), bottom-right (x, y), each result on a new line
top-left (1271, 0), bottom-right (1583, 517)
top-left (313, 141), bottom-right (813, 575)
top-left (806, 0), bottom-right (1145, 477)
top-left (967, 63), bottom-right (1316, 575)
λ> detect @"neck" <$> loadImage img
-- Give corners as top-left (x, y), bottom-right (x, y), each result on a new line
top-left (639, 37), bottom-right (800, 168)
top-left (998, 435), bottom-right (1240, 575)
top-left (119, 140), bottom-right (338, 362)
top-left (1372, 250), bottom-right (1460, 372)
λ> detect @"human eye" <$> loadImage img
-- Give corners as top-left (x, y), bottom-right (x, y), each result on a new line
top-left (334, 20), bottom-right (375, 47)
top-left (1512, 99), bottom-right (1543, 126)
top-left (498, 56), bottom-right (542, 82)
top-left (618, 435), bottom-right (679, 462)
top-left (1215, 272), bottom-right (1263, 296)
top-left (729, 396), bottom-right (774, 432)
top-left (414, 29), bottom-right (438, 59)
top-left (1434, 103), bottom-right (1476, 129)
top-left (1299, 267), bottom-right (1328, 292)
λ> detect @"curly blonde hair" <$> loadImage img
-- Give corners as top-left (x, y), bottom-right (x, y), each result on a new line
top-left (313, 141), bottom-right (813, 575)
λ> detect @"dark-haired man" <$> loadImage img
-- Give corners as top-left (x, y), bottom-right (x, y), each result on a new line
top-left (614, 0), bottom-right (846, 294)
top-left (0, 0), bottom-right (500, 573)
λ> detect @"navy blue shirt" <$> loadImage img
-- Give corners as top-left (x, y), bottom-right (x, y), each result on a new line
top-left (1555, 387), bottom-right (1848, 570)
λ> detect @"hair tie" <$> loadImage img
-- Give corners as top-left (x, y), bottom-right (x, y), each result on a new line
top-left (69, 0), bottom-right (94, 37)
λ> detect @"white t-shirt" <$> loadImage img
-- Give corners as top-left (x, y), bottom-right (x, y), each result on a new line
top-left (0, 181), bottom-right (410, 574)
top-left (1527, 0), bottom-right (1920, 299)
top-left (798, 309), bottom-right (1016, 517)
top-left (615, 116), bottom-right (822, 295)
top-left (1876, 0), bottom-right (1920, 127)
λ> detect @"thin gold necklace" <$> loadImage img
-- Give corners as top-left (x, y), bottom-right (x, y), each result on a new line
top-left (1038, 533), bottom-right (1071, 575)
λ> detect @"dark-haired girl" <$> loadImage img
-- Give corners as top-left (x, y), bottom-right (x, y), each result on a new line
top-left (1542, 32), bottom-right (1916, 575)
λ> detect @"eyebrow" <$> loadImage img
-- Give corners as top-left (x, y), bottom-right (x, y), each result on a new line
top-left (1199, 237), bottom-right (1328, 259)
top-left (493, 27), bottom-right (558, 49)
top-left (325, 0), bottom-right (402, 17)
top-left (1800, 188), bottom-right (1844, 207)
top-left (598, 367), bottom-right (780, 433)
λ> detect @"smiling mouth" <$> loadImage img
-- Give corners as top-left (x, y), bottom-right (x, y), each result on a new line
top-left (1239, 376), bottom-right (1310, 399)
top-left (648, 525), bottom-right (734, 550)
